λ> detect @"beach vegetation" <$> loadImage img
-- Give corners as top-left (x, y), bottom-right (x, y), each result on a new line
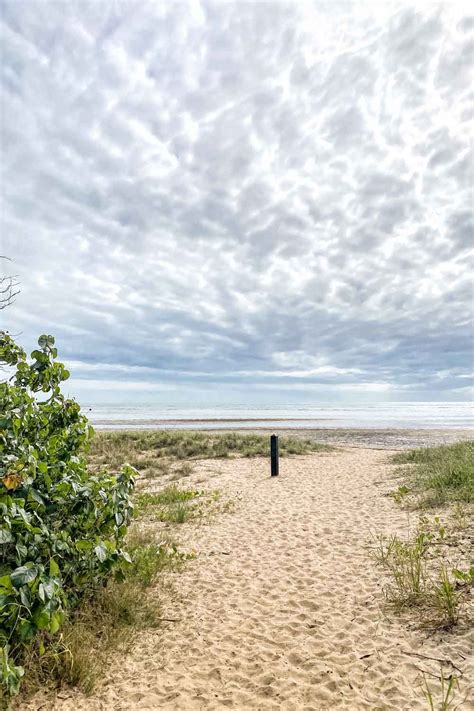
top-left (135, 485), bottom-right (202, 523)
top-left (430, 566), bottom-right (460, 627)
top-left (17, 514), bottom-right (194, 702)
top-left (388, 484), bottom-right (411, 504)
top-left (125, 527), bottom-right (192, 587)
top-left (137, 484), bottom-right (201, 508)
top-left (450, 502), bottom-right (469, 531)
top-left (392, 441), bottom-right (474, 507)
top-left (371, 521), bottom-right (472, 628)
top-left (374, 441), bottom-right (473, 633)
top-left (18, 530), bottom-right (187, 699)
top-left (0, 333), bottom-right (137, 702)
top-left (135, 485), bottom-right (230, 524)
top-left (373, 531), bottom-right (429, 606)
top-left (89, 430), bottom-right (333, 474)
top-left (423, 670), bottom-right (459, 711)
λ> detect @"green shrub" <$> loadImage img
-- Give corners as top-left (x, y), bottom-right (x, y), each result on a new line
top-left (0, 333), bottom-right (135, 700)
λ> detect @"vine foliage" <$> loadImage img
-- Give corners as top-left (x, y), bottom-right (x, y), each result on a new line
top-left (0, 333), bottom-right (135, 698)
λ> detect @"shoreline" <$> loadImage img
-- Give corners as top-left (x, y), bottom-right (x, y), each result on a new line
top-left (92, 417), bottom-right (333, 425)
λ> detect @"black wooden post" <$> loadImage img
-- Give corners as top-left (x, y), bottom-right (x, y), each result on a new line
top-left (270, 434), bottom-right (279, 477)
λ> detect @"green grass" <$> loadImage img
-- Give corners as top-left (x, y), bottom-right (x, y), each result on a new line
top-left (125, 527), bottom-right (193, 586)
top-left (431, 566), bottom-right (461, 627)
top-left (135, 485), bottom-right (203, 523)
top-left (89, 430), bottom-right (333, 472)
top-left (423, 671), bottom-right (460, 711)
top-left (370, 522), bottom-right (472, 629)
top-left (134, 485), bottom-right (230, 524)
top-left (137, 484), bottom-right (201, 506)
top-left (391, 441), bottom-right (474, 507)
top-left (371, 531), bottom-right (429, 606)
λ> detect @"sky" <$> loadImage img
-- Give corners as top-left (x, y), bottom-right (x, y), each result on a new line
top-left (1, 0), bottom-right (473, 405)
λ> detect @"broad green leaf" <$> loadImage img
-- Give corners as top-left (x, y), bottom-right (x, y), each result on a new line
top-left (38, 335), bottom-right (55, 348)
top-left (41, 580), bottom-right (55, 600)
top-left (15, 543), bottom-right (28, 559)
top-left (94, 543), bottom-right (107, 563)
top-left (0, 574), bottom-right (13, 592)
top-left (11, 565), bottom-right (39, 587)
top-left (18, 620), bottom-right (34, 641)
top-left (49, 611), bottom-right (62, 634)
top-left (28, 489), bottom-right (45, 506)
top-left (0, 529), bottom-right (13, 544)
top-left (49, 559), bottom-right (60, 577)
top-left (33, 608), bottom-right (50, 630)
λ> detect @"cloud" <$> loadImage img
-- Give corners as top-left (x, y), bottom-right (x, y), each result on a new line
top-left (1, 0), bottom-right (473, 402)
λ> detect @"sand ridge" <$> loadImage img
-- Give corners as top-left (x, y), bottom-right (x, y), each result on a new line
top-left (25, 448), bottom-right (473, 710)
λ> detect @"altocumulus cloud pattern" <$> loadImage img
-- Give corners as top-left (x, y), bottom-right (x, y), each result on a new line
top-left (1, 1), bottom-right (473, 400)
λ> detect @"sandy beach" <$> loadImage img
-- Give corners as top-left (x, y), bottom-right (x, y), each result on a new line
top-left (4, 0), bottom-right (473, 707)
top-left (24, 445), bottom-right (473, 710)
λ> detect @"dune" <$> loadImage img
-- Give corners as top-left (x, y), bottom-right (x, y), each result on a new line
top-left (23, 448), bottom-right (473, 710)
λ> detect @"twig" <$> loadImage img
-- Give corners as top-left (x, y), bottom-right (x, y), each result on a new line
top-left (413, 664), bottom-right (444, 680)
top-left (401, 649), bottom-right (463, 676)
top-left (156, 617), bottom-right (181, 622)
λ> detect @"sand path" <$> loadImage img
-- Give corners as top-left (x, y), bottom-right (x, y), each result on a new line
top-left (29, 448), bottom-right (472, 710)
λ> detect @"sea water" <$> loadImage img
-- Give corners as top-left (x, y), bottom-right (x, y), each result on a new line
top-left (85, 402), bottom-right (474, 430)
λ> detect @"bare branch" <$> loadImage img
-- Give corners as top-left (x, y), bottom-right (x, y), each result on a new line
top-left (0, 256), bottom-right (20, 310)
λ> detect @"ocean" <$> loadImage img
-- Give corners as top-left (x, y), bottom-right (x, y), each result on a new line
top-left (85, 402), bottom-right (474, 430)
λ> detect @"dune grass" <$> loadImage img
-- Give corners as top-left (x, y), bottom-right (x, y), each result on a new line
top-left (391, 441), bottom-right (473, 507)
top-left (371, 531), bottom-right (429, 606)
top-left (135, 485), bottom-right (232, 524)
top-left (371, 441), bottom-right (474, 632)
top-left (88, 430), bottom-right (332, 473)
top-left (370, 526), bottom-right (471, 629)
top-left (125, 527), bottom-right (192, 585)
top-left (135, 485), bottom-right (203, 523)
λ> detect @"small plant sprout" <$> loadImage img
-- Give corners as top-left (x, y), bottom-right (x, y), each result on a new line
top-left (423, 670), bottom-right (459, 711)
top-left (452, 567), bottom-right (474, 584)
top-left (431, 566), bottom-right (460, 627)
top-left (389, 484), bottom-right (411, 504)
